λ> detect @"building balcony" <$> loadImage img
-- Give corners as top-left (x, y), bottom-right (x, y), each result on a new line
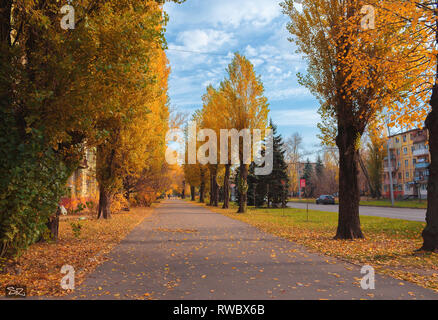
top-left (413, 133), bottom-right (427, 144)
top-left (414, 176), bottom-right (429, 183)
top-left (413, 149), bottom-right (429, 157)
top-left (415, 162), bottom-right (430, 169)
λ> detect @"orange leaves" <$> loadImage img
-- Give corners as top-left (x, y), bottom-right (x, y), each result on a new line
top-left (0, 207), bottom-right (153, 297)
top-left (208, 203), bottom-right (438, 292)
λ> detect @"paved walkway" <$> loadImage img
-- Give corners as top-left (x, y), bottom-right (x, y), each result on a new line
top-left (71, 200), bottom-right (437, 300)
top-left (288, 202), bottom-right (426, 222)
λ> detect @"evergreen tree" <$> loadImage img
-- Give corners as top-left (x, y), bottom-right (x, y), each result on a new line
top-left (247, 162), bottom-right (268, 207)
top-left (249, 120), bottom-right (290, 208)
top-left (315, 155), bottom-right (324, 177)
top-left (302, 159), bottom-right (314, 197)
top-left (265, 121), bottom-right (290, 207)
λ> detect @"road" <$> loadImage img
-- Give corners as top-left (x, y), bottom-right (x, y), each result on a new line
top-left (287, 202), bottom-right (426, 222)
top-left (68, 200), bottom-right (437, 300)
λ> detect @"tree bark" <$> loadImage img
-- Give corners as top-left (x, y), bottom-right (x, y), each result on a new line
top-left (335, 120), bottom-right (364, 239)
top-left (190, 186), bottom-right (195, 201)
top-left (223, 164), bottom-right (230, 209)
top-left (238, 163), bottom-right (248, 213)
top-left (199, 169), bottom-right (205, 203)
top-left (46, 208), bottom-right (60, 241)
top-left (421, 83), bottom-right (438, 251)
top-left (212, 166), bottom-right (219, 207)
top-left (0, 1), bottom-right (12, 46)
top-left (181, 181), bottom-right (186, 199)
top-left (97, 184), bottom-right (111, 219)
top-left (209, 171), bottom-right (214, 206)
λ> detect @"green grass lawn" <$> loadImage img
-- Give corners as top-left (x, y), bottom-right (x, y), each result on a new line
top-left (190, 199), bottom-right (438, 292)
top-left (288, 197), bottom-right (427, 209)
top-left (359, 199), bottom-right (427, 209)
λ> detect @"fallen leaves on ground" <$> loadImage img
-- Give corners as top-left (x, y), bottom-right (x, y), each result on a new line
top-left (0, 206), bottom-right (154, 297)
top-left (197, 201), bottom-right (438, 292)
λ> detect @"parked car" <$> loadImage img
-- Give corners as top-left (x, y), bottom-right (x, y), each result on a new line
top-left (316, 195), bottom-right (335, 205)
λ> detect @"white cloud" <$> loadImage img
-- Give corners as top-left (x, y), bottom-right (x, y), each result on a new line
top-left (267, 87), bottom-right (311, 101)
top-left (213, 0), bottom-right (281, 27)
top-left (165, 0), bottom-right (282, 29)
top-left (176, 29), bottom-right (235, 52)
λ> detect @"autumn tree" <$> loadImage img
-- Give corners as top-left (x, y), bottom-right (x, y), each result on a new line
top-left (282, 0), bottom-right (417, 239)
top-left (199, 85), bottom-right (223, 207)
top-left (364, 0), bottom-right (438, 251)
top-left (0, 0), bottom-right (182, 255)
top-left (221, 53), bottom-right (269, 213)
top-left (88, 2), bottom-right (171, 219)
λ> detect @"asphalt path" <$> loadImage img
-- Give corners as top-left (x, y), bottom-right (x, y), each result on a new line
top-left (63, 200), bottom-right (438, 300)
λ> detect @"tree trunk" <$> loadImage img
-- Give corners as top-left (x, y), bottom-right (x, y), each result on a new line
top-left (209, 171), bottom-right (214, 206)
top-left (238, 163), bottom-right (248, 213)
top-left (97, 184), bottom-right (111, 219)
top-left (0, 1), bottom-right (12, 46)
top-left (212, 167), bottom-right (219, 207)
top-left (182, 181), bottom-right (186, 199)
top-left (421, 83), bottom-right (438, 251)
top-left (223, 164), bottom-right (230, 209)
top-left (190, 186), bottom-right (195, 201)
top-left (46, 208), bottom-right (61, 241)
top-left (199, 169), bottom-right (205, 203)
top-left (335, 122), bottom-right (364, 239)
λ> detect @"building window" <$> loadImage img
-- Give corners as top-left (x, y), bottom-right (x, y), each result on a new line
top-left (397, 149), bottom-right (400, 155)
top-left (412, 146), bottom-right (415, 152)
top-left (406, 172), bottom-right (409, 179)
top-left (398, 172), bottom-right (402, 179)
top-left (413, 159), bottom-right (417, 165)
top-left (396, 137), bottom-right (400, 143)
top-left (403, 135), bottom-right (407, 142)
top-left (403, 147), bottom-right (408, 155)
top-left (405, 160), bottom-right (409, 167)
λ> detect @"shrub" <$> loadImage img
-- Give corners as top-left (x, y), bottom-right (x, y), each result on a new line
top-left (110, 193), bottom-right (129, 213)
top-left (70, 222), bottom-right (82, 239)
top-left (0, 120), bottom-right (71, 257)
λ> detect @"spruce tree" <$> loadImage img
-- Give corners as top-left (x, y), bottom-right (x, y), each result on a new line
top-left (247, 162), bottom-right (268, 207)
top-left (266, 121), bottom-right (290, 207)
top-left (302, 159), bottom-right (314, 197)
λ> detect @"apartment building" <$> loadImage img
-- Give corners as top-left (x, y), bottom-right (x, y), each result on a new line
top-left (382, 128), bottom-right (429, 199)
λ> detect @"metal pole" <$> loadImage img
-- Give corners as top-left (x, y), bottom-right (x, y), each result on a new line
top-left (297, 164), bottom-right (301, 199)
top-left (386, 123), bottom-right (395, 207)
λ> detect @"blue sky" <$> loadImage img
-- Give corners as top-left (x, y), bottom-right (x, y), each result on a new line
top-left (164, 0), bottom-right (321, 154)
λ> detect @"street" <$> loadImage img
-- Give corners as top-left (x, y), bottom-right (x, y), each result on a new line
top-left (287, 202), bottom-right (426, 222)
